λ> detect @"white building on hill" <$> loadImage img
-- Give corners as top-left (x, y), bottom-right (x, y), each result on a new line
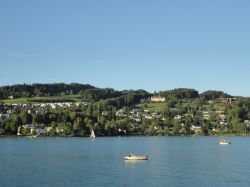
top-left (150, 96), bottom-right (166, 102)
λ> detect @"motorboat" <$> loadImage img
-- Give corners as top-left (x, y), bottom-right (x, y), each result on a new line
top-left (124, 153), bottom-right (149, 160)
top-left (219, 139), bottom-right (231, 145)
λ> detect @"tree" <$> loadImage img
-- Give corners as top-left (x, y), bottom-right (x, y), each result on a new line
top-left (61, 122), bottom-right (72, 135)
top-left (33, 113), bottom-right (45, 124)
top-left (230, 118), bottom-right (244, 134)
top-left (48, 121), bottom-right (57, 136)
top-left (172, 120), bottom-right (181, 135)
top-left (69, 112), bottom-right (77, 121)
top-left (3, 114), bottom-right (22, 134)
top-left (86, 104), bottom-right (93, 117)
top-left (73, 117), bottom-right (85, 136)
top-left (20, 111), bottom-right (29, 125)
top-left (184, 115), bottom-right (193, 135)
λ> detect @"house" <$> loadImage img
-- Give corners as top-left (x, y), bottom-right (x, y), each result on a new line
top-left (7, 95), bottom-right (14, 99)
top-left (190, 125), bottom-right (202, 134)
top-left (45, 127), bottom-right (52, 132)
top-left (22, 124), bottom-right (35, 134)
top-left (56, 127), bottom-right (64, 133)
top-left (23, 124), bottom-right (33, 129)
top-left (102, 111), bottom-right (108, 116)
top-left (154, 126), bottom-right (162, 131)
top-left (174, 115), bottom-right (182, 120)
top-left (144, 114), bottom-right (153, 120)
top-left (218, 98), bottom-right (236, 104)
top-left (215, 110), bottom-right (225, 115)
top-left (150, 96), bottom-right (166, 102)
top-left (244, 120), bottom-right (250, 127)
top-left (203, 110), bottom-right (213, 120)
top-left (152, 111), bottom-right (161, 118)
top-left (220, 121), bottom-right (228, 126)
top-left (208, 100), bottom-right (215, 104)
top-left (116, 109), bottom-right (127, 117)
top-left (130, 117), bottom-right (141, 122)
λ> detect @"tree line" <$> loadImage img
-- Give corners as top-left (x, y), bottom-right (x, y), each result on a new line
top-left (0, 83), bottom-right (95, 99)
top-left (0, 84), bottom-right (235, 102)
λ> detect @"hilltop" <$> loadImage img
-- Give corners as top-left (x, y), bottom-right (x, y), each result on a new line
top-left (0, 83), bottom-right (236, 104)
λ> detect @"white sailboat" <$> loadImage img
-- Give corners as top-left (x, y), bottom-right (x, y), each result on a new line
top-left (90, 129), bottom-right (95, 140)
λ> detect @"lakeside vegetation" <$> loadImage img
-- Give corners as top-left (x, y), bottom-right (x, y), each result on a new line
top-left (1, 83), bottom-right (250, 137)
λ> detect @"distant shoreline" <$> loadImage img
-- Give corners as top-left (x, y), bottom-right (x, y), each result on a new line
top-left (1, 134), bottom-right (249, 138)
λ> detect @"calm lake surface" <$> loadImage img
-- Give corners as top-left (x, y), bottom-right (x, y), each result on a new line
top-left (1, 136), bottom-right (250, 187)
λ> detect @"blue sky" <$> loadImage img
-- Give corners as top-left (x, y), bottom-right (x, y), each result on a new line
top-left (0, 0), bottom-right (250, 96)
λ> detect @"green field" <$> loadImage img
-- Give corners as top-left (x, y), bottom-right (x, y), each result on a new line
top-left (0, 97), bottom-right (29, 104)
top-left (0, 94), bottom-right (85, 104)
top-left (135, 102), bottom-right (167, 112)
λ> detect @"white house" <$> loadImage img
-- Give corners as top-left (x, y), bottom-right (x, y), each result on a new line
top-left (174, 115), bottom-right (182, 120)
top-left (150, 96), bottom-right (166, 102)
top-left (190, 125), bottom-right (202, 134)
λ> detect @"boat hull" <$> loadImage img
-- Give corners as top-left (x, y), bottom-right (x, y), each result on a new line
top-left (220, 142), bottom-right (231, 145)
top-left (124, 156), bottom-right (149, 160)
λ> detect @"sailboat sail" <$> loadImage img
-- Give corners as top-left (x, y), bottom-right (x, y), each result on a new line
top-left (90, 129), bottom-right (95, 139)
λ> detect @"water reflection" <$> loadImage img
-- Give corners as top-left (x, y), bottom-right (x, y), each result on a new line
top-left (124, 160), bottom-right (149, 164)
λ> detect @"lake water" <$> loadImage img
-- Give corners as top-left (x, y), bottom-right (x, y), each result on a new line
top-left (1, 136), bottom-right (250, 187)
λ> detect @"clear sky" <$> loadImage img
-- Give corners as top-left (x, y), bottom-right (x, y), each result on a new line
top-left (0, 0), bottom-right (250, 96)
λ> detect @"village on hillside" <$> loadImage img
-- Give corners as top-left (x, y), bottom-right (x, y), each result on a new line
top-left (1, 93), bottom-right (249, 136)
